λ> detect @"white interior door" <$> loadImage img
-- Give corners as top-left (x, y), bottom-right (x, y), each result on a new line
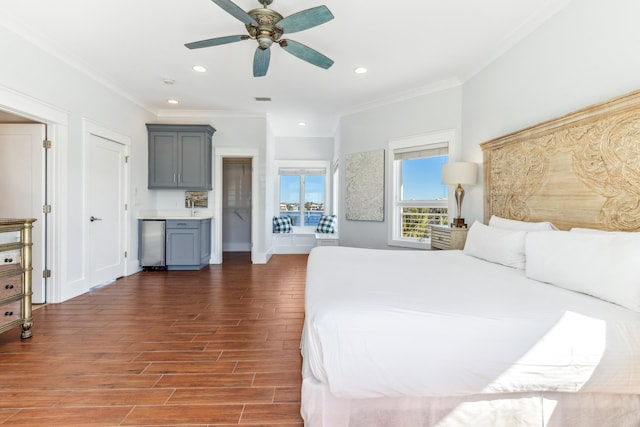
top-left (87, 133), bottom-right (126, 287)
top-left (0, 124), bottom-right (47, 303)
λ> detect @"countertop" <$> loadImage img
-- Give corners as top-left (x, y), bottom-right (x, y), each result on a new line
top-left (137, 210), bottom-right (213, 220)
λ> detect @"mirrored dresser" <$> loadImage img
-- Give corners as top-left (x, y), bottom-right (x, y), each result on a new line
top-left (0, 218), bottom-right (36, 339)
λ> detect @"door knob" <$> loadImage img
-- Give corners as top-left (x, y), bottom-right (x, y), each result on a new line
top-left (90, 216), bottom-right (102, 222)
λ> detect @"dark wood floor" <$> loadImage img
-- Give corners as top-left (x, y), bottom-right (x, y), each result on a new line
top-left (0, 253), bottom-right (308, 427)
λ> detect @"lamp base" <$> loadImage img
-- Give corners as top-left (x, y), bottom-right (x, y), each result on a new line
top-left (451, 218), bottom-right (467, 228)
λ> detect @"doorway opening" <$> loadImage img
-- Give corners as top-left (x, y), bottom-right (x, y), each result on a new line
top-left (222, 158), bottom-right (252, 258)
top-left (0, 115), bottom-right (49, 304)
top-left (213, 147), bottom-right (259, 264)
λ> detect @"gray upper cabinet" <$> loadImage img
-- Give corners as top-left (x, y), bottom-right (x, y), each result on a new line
top-left (146, 124), bottom-right (216, 190)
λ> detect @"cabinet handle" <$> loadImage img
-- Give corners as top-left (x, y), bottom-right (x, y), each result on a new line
top-left (5, 284), bottom-right (14, 290)
top-left (4, 311), bottom-right (13, 316)
top-left (178, 173), bottom-right (181, 183)
top-left (173, 173), bottom-right (176, 183)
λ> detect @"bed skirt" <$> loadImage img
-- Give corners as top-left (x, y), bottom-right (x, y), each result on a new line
top-left (302, 377), bottom-right (640, 427)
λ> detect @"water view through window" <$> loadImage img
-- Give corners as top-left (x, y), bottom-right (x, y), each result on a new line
top-left (280, 174), bottom-right (325, 226)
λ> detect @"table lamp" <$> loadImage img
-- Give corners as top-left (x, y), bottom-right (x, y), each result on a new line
top-left (441, 162), bottom-right (478, 228)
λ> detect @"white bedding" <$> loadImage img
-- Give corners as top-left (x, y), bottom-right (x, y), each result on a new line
top-left (302, 246), bottom-right (640, 400)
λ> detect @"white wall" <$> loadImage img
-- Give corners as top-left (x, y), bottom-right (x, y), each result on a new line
top-left (274, 136), bottom-right (334, 160)
top-left (0, 22), bottom-right (155, 302)
top-left (462, 0), bottom-right (640, 224)
top-left (338, 85), bottom-right (463, 249)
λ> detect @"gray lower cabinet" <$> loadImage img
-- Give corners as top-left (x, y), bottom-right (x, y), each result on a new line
top-left (147, 124), bottom-right (215, 190)
top-left (165, 219), bottom-right (212, 270)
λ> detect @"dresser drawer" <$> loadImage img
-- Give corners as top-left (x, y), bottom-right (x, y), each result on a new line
top-left (430, 225), bottom-right (468, 250)
top-left (166, 219), bottom-right (198, 229)
top-left (0, 274), bottom-right (22, 299)
top-left (0, 301), bottom-right (21, 328)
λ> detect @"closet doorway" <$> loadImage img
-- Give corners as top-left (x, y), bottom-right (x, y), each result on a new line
top-left (222, 158), bottom-right (252, 254)
top-left (0, 119), bottom-right (48, 304)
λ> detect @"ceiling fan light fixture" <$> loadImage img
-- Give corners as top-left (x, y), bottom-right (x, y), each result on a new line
top-left (257, 34), bottom-right (274, 49)
top-left (186, 0), bottom-right (334, 76)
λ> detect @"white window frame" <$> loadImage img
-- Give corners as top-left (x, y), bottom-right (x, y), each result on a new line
top-left (387, 130), bottom-right (457, 249)
top-left (275, 160), bottom-right (331, 229)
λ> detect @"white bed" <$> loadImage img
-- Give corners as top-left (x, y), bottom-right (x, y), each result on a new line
top-left (300, 90), bottom-right (640, 426)
top-left (301, 242), bottom-right (640, 426)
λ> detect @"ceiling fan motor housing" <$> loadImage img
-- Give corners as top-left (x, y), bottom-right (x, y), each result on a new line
top-left (246, 8), bottom-right (283, 49)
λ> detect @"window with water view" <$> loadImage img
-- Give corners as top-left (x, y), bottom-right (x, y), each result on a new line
top-left (279, 170), bottom-right (326, 227)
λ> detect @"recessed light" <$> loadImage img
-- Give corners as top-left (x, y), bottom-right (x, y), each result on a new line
top-left (298, 122), bottom-right (307, 127)
top-left (167, 99), bottom-right (179, 104)
top-left (192, 65), bottom-right (207, 73)
top-left (163, 78), bottom-right (175, 85)
top-left (354, 67), bottom-right (368, 74)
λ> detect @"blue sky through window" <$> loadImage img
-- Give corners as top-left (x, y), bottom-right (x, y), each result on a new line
top-left (280, 175), bottom-right (325, 204)
top-left (401, 155), bottom-right (448, 200)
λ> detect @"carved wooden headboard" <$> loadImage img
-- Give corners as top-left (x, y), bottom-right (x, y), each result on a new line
top-left (481, 89), bottom-right (640, 231)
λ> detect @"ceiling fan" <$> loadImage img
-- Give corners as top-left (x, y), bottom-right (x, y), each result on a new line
top-left (185, 0), bottom-right (335, 77)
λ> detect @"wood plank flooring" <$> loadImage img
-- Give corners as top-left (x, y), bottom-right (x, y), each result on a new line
top-left (0, 253), bottom-right (308, 427)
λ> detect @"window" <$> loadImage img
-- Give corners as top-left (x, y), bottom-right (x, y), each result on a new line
top-left (278, 162), bottom-right (329, 227)
top-left (389, 131), bottom-right (453, 248)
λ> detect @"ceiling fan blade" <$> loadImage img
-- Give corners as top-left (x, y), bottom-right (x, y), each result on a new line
top-left (253, 47), bottom-right (271, 77)
top-left (211, 0), bottom-right (257, 25)
top-left (185, 35), bottom-right (248, 49)
top-left (277, 5), bottom-right (334, 34)
top-left (280, 39), bottom-right (334, 69)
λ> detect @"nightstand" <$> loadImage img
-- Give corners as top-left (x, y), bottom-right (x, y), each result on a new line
top-left (429, 225), bottom-right (468, 250)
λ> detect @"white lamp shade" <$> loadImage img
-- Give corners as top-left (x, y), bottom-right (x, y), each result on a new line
top-left (441, 162), bottom-right (478, 185)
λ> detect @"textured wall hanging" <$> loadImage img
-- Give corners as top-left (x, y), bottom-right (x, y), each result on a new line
top-left (345, 149), bottom-right (385, 221)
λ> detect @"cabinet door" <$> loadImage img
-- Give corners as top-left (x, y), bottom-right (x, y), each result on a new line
top-left (166, 228), bottom-right (199, 266)
top-left (178, 132), bottom-right (209, 189)
top-left (148, 132), bottom-right (178, 188)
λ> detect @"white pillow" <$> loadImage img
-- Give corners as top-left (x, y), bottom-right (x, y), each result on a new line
top-left (489, 215), bottom-right (557, 231)
top-left (463, 221), bottom-right (527, 269)
top-left (525, 231), bottom-right (640, 312)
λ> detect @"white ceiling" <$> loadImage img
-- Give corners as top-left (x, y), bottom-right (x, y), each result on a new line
top-left (1, 0), bottom-right (570, 137)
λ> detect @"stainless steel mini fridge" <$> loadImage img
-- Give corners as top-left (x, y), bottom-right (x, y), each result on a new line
top-left (139, 220), bottom-right (166, 270)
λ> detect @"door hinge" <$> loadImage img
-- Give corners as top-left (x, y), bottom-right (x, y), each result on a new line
top-left (42, 269), bottom-right (51, 278)
top-left (124, 251), bottom-right (128, 258)
top-left (124, 203), bottom-right (128, 211)
top-left (43, 204), bottom-right (52, 214)
top-left (43, 140), bottom-right (52, 149)
top-left (125, 155), bottom-right (130, 163)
